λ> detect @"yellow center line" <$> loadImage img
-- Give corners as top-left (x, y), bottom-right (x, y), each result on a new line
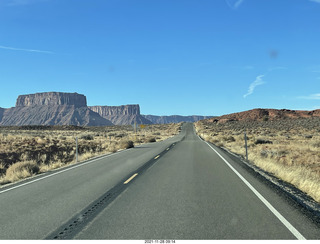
top-left (123, 173), bottom-right (138, 184)
top-left (154, 155), bottom-right (160, 160)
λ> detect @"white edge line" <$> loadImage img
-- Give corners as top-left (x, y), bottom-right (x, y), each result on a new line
top-left (0, 151), bottom-right (123, 195)
top-left (203, 140), bottom-right (306, 240)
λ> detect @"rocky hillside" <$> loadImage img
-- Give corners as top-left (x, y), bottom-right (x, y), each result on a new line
top-left (142, 115), bottom-right (214, 124)
top-left (0, 92), bottom-right (113, 126)
top-left (0, 107), bottom-right (4, 122)
top-left (89, 105), bottom-right (152, 125)
top-left (207, 108), bottom-right (320, 124)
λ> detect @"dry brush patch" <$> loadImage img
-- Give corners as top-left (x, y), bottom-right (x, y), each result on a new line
top-left (0, 123), bottom-right (181, 185)
top-left (195, 118), bottom-right (320, 203)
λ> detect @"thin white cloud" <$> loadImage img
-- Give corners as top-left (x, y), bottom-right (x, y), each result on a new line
top-left (0, 45), bottom-right (53, 54)
top-left (243, 74), bottom-right (265, 98)
top-left (225, 0), bottom-right (244, 10)
top-left (310, 0), bottom-right (320, 4)
top-left (6, 0), bottom-right (49, 6)
top-left (298, 93), bottom-right (320, 100)
top-left (307, 64), bottom-right (320, 73)
top-left (234, 0), bottom-right (244, 8)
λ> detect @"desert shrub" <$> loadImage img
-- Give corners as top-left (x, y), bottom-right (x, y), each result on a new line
top-left (108, 145), bottom-right (118, 153)
top-left (221, 136), bottom-right (236, 142)
top-left (216, 142), bottom-right (224, 147)
top-left (260, 150), bottom-right (269, 158)
top-left (4, 161), bottom-right (40, 182)
top-left (277, 150), bottom-right (288, 157)
top-left (79, 134), bottom-right (94, 140)
top-left (115, 133), bottom-right (126, 138)
top-left (120, 140), bottom-right (134, 149)
top-left (259, 149), bottom-right (286, 159)
top-left (226, 136), bottom-right (236, 142)
top-left (312, 142), bottom-right (320, 148)
top-left (58, 136), bottom-right (67, 140)
top-left (209, 139), bottom-right (220, 144)
top-left (0, 163), bottom-right (6, 175)
top-left (255, 138), bottom-right (273, 145)
top-left (147, 137), bottom-right (156, 143)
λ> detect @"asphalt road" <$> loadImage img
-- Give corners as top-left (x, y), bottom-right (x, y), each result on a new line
top-left (0, 123), bottom-right (319, 240)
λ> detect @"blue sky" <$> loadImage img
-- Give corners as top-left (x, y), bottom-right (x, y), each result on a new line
top-left (0, 0), bottom-right (319, 116)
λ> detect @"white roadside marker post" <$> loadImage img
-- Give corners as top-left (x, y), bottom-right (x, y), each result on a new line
top-left (244, 131), bottom-right (248, 161)
top-left (76, 136), bottom-right (78, 163)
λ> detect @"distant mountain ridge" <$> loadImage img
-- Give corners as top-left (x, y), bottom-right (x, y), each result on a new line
top-left (0, 92), bottom-right (213, 126)
top-left (142, 115), bottom-right (214, 124)
top-left (89, 105), bottom-right (152, 125)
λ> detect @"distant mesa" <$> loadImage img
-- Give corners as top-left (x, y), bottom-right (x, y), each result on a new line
top-left (16, 92), bottom-right (87, 107)
top-left (88, 106), bottom-right (213, 125)
top-left (0, 92), bottom-right (113, 126)
top-left (90, 104), bottom-right (141, 116)
top-left (89, 105), bottom-right (152, 125)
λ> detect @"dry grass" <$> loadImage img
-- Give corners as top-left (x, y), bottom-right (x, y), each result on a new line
top-left (195, 118), bottom-right (320, 203)
top-left (0, 123), bottom-right (181, 185)
top-left (1, 161), bottom-right (39, 184)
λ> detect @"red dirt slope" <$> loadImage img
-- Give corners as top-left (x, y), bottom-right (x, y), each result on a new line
top-left (207, 108), bottom-right (320, 123)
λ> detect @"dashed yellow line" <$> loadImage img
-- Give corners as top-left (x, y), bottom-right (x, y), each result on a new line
top-left (123, 173), bottom-right (138, 184)
top-left (154, 155), bottom-right (160, 160)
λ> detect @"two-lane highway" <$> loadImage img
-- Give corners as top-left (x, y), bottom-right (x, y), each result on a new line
top-left (72, 123), bottom-right (320, 239)
top-left (0, 123), bottom-right (319, 239)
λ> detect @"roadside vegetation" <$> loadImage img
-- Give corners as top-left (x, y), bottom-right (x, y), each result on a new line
top-left (0, 123), bottom-right (181, 185)
top-left (195, 118), bottom-right (320, 203)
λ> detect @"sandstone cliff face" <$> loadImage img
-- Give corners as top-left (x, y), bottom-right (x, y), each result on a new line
top-left (89, 105), bottom-right (152, 125)
top-left (90, 105), bottom-right (140, 116)
top-left (16, 92), bottom-right (87, 107)
top-left (0, 92), bottom-right (113, 126)
top-left (142, 115), bottom-right (214, 124)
